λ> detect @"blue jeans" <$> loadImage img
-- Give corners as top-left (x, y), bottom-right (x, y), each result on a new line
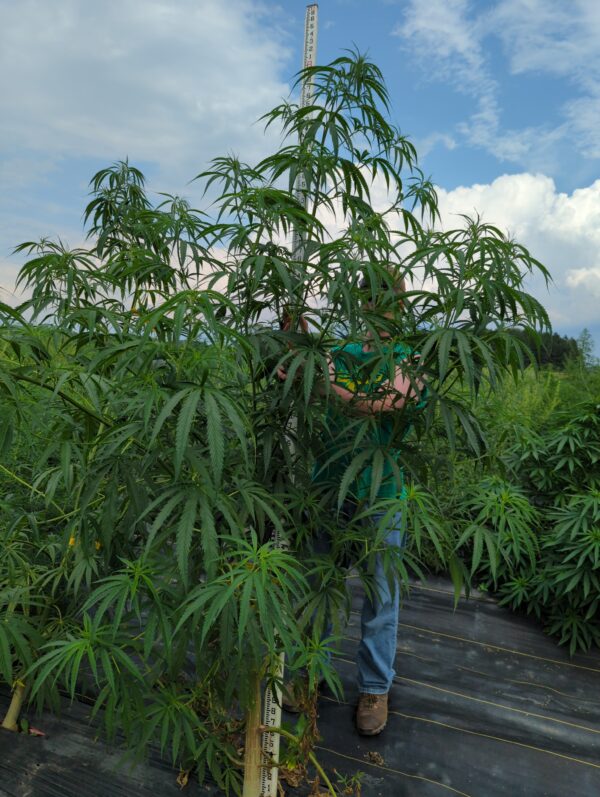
top-left (316, 506), bottom-right (405, 695)
top-left (356, 509), bottom-right (403, 694)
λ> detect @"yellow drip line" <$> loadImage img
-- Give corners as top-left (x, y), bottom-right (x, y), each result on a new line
top-left (315, 745), bottom-right (474, 797)
top-left (396, 674), bottom-right (600, 736)
top-left (409, 582), bottom-right (497, 605)
top-left (393, 645), bottom-right (600, 706)
top-left (334, 655), bottom-right (600, 736)
top-left (388, 709), bottom-right (600, 772)
top-left (389, 709), bottom-right (600, 772)
top-left (341, 637), bottom-right (600, 706)
top-left (394, 621), bottom-right (600, 673)
top-left (320, 695), bottom-right (600, 773)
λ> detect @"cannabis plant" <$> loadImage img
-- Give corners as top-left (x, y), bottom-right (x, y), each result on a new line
top-left (0, 51), bottom-right (550, 789)
top-left (499, 400), bottom-right (600, 652)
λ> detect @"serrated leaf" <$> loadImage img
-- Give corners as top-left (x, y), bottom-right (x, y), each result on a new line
top-left (303, 352), bottom-right (315, 407)
top-left (150, 387), bottom-right (191, 446)
top-left (176, 494), bottom-right (197, 583)
top-left (199, 499), bottom-right (217, 578)
top-left (204, 391), bottom-right (224, 484)
top-left (369, 449), bottom-right (385, 506)
top-left (175, 389), bottom-right (202, 476)
top-left (448, 554), bottom-right (465, 608)
top-left (337, 450), bottom-right (371, 509)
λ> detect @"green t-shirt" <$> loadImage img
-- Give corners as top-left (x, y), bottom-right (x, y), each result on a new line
top-left (314, 340), bottom-right (424, 503)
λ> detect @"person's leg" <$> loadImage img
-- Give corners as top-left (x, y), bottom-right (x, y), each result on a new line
top-left (356, 510), bottom-right (404, 697)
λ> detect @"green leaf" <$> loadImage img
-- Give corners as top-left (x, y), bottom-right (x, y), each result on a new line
top-left (175, 389), bottom-right (202, 477)
top-left (337, 450), bottom-right (371, 509)
top-left (150, 387), bottom-right (192, 446)
top-left (199, 499), bottom-right (217, 578)
top-left (176, 494), bottom-right (198, 583)
top-left (369, 449), bottom-right (385, 506)
top-left (204, 391), bottom-right (224, 484)
top-left (448, 554), bottom-right (466, 608)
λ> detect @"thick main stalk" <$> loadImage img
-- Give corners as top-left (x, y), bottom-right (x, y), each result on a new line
top-left (1, 681), bottom-right (26, 732)
top-left (242, 672), bottom-right (264, 797)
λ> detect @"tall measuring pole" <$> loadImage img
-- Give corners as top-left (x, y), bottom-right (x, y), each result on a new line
top-left (242, 7), bottom-right (318, 797)
top-left (292, 3), bottom-right (319, 260)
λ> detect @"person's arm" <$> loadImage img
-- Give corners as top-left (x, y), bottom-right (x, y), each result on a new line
top-left (276, 326), bottom-right (425, 414)
top-left (329, 357), bottom-right (424, 415)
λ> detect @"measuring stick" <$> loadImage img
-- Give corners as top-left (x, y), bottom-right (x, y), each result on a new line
top-left (258, 651), bottom-right (285, 796)
top-left (291, 4), bottom-right (319, 260)
top-left (257, 6), bottom-right (319, 797)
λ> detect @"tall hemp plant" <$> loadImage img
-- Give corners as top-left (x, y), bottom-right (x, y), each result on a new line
top-left (0, 52), bottom-right (549, 791)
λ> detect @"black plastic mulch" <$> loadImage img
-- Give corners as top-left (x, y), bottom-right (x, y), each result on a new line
top-left (310, 576), bottom-right (600, 797)
top-left (1, 575), bottom-right (599, 797)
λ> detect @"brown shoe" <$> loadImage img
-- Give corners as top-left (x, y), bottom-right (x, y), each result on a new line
top-left (356, 692), bottom-right (388, 736)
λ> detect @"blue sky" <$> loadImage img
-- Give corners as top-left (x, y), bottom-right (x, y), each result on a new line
top-left (1, 0), bottom-right (599, 350)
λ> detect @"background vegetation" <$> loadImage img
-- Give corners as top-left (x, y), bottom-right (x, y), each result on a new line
top-left (417, 357), bottom-right (600, 655)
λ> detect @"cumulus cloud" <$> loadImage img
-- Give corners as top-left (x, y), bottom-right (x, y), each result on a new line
top-left (436, 172), bottom-right (600, 331)
top-left (566, 268), bottom-right (600, 296)
top-left (0, 0), bottom-right (293, 184)
top-left (0, 0), bottom-right (299, 300)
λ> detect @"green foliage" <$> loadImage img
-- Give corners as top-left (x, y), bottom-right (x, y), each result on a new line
top-left (455, 477), bottom-right (539, 583)
top-left (0, 51), bottom-right (551, 788)
top-left (577, 327), bottom-right (597, 368)
top-left (510, 328), bottom-right (580, 369)
top-left (431, 363), bottom-right (600, 655)
top-left (511, 399), bottom-right (600, 502)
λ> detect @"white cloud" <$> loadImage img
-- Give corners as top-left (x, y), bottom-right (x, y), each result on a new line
top-left (392, 0), bottom-right (600, 171)
top-left (436, 172), bottom-right (600, 330)
top-left (0, 0), bottom-right (298, 298)
top-left (489, 0), bottom-right (600, 161)
top-left (417, 132), bottom-right (457, 158)
top-left (393, 0), bottom-right (527, 165)
top-left (566, 267), bottom-right (600, 296)
top-left (0, 257), bottom-right (25, 306)
top-left (490, 0), bottom-right (599, 85)
top-left (396, 0), bottom-right (481, 68)
top-left (393, 0), bottom-right (491, 97)
top-left (0, 0), bottom-right (293, 185)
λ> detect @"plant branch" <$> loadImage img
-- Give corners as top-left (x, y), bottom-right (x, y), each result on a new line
top-left (259, 725), bottom-right (337, 796)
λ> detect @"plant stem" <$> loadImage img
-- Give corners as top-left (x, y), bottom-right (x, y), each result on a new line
top-left (242, 671), bottom-right (264, 797)
top-left (0, 463), bottom-right (64, 513)
top-left (259, 725), bottom-right (337, 796)
top-left (12, 371), bottom-right (108, 426)
top-left (1, 681), bottom-right (26, 732)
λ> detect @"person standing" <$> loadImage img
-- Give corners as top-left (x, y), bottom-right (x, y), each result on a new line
top-left (280, 273), bottom-right (426, 735)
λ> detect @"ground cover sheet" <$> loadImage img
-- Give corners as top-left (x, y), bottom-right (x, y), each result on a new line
top-left (1, 576), bottom-right (599, 796)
